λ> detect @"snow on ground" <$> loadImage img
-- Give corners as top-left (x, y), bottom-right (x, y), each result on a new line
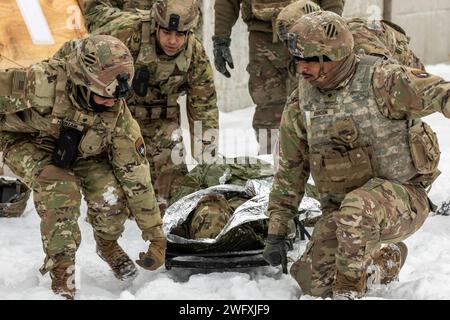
top-left (1, 64), bottom-right (450, 300)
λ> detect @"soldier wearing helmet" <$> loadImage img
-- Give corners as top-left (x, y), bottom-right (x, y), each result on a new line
top-left (77, 0), bottom-right (218, 214)
top-left (0, 35), bottom-right (165, 299)
top-left (213, 0), bottom-right (344, 154)
top-left (78, 0), bottom-right (204, 38)
top-left (276, 0), bottom-right (424, 69)
top-left (263, 11), bottom-right (450, 299)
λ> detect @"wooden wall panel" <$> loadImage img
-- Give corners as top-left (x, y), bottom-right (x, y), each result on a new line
top-left (0, 0), bottom-right (87, 68)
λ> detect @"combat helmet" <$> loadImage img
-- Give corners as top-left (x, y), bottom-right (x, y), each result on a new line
top-left (287, 11), bottom-right (354, 61)
top-left (152, 0), bottom-right (200, 32)
top-left (276, 0), bottom-right (322, 42)
top-left (67, 35), bottom-right (134, 110)
top-left (0, 178), bottom-right (31, 218)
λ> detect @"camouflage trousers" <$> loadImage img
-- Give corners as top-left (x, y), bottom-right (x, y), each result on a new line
top-left (290, 178), bottom-right (430, 298)
top-left (248, 31), bottom-right (293, 154)
top-left (131, 112), bottom-right (189, 214)
top-left (4, 141), bottom-right (131, 274)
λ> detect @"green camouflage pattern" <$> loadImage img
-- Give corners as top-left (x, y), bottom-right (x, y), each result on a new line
top-left (83, 2), bottom-right (218, 209)
top-left (276, 1), bottom-right (424, 69)
top-left (250, 0), bottom-right (296, 22)
top-left (66, 34), bottom-right (134, 99)
top-left (214, 0), bottom-right (344, 38)
top-left (276, 0), bottom-right (322, 42)
top-left (290, 178), bottom-right (430, 298)
top-left (122, 0), bottom-right (155, 10)
top-left (0, 44), bottom-right (163, 273)
top-left (213, 1), bottom-right (342, 152)
top-left (141, 117), bottom-right (189, 213)
top-left (188, 193), bottom-right (233, 240)
top-left (299, 56), bottom-right (429, 207)
top-left (0, 178), bottom-right (31, 218)
top-left (348, 18), bottom-right (424, 70)
top-left (168, 158), bottom-right (271, 252)
top-left (248, 31), bottom-right (293, 153)
top-left (169, 157), bottom-right (274, 205)
top-left (268, 56), bottom-right (449, 235)
top-left (81, 0), bottom-right (204, 38)
top-left (373, 60), bottom-right (450, 119)
top-left (288, 11), bottom-right (354, 61)
top-left (152, 0), bottom-right (200, 32)
top-left (268, 50), bottom-right (450, 297)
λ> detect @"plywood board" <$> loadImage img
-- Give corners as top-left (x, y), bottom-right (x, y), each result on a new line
top-left (0, 0), bottom-right (87, 69)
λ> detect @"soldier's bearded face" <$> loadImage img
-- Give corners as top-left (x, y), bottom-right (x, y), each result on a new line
top-left (92, 94), bottom-right (116, 107)
top-left (157, 28), bottom-right (187, 56)
top-left (297, 60), bottom-right (342, 82)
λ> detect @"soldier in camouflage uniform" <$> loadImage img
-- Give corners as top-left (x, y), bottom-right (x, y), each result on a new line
top-left (213, 0), bottom-right (345, 154)
top-left (78, 0), bottom-right (204, 39)
top-left (276, 0), bottom-right (424, 69)
top-left (167, 157), bottom-right (317, 253)
top-left (0, 35), bottom-right (166, 299)
top-left (273, 0), bottom-right (425, 209)
top-left (79, 0), bottom-right (218, 213)
top-left (263, 11), bottom-right (449, 299)
top-left (168, 157), bottom-right (274, 252)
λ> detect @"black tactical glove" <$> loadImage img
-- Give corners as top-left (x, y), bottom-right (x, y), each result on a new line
top-left (212, 36), bottom-right (234, 78)
top-left (263, 234), bottom-right (288, 274)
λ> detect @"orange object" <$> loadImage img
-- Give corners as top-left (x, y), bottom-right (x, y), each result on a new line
top-left (0, 0), bottom-right (87, 69)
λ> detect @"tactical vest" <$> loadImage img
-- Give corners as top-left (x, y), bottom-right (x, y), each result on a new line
top-left (129, 18), bottom-right (193, 121)
top-left (9, 60), bottom-right (122, 158)
top-left (298, 55), bottom-right (439, 204)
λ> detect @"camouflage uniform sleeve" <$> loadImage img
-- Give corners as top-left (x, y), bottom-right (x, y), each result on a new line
top-left (168, 165), bottom-right (206, 205)
top-left (316, 0), bottom-right (345, 15)
top-left (214, 0), bottom-right (242, 38)
top-left (267, 90), bottom-right (310, 236)
top-left (0, 62), bottom-right (58, 114)
top-left (83, 0), bottom-right (141, 45)
top-left (187, 36), bottom-right (219, 161)
top-left (110, 103), bottom-right (164, 241)
top-left (373, 60), bottom-right (450, 119)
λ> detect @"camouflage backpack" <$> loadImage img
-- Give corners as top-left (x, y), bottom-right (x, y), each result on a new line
top-left (251, 0), bottom-right (295, 22)
top-left (0, 178), bottom-right (31, 218)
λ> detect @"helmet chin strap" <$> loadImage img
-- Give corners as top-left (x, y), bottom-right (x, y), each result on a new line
top-left (317, 55), bottom-right (327, 82)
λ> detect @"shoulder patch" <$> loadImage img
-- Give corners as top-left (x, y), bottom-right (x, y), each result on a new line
top-left (135, 137), bottom-right (146, 158)
top-left (411, 69), bottom-right (430, 78)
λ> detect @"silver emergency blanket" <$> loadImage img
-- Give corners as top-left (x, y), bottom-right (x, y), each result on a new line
top-left (163, 177), bottom-right (321, 244)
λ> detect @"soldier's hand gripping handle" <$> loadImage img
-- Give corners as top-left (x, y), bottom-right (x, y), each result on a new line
top-left (136, 237), bottom-right (167, 271)
top-left (263, 234), bottom-right (288, 274)
top-left (212, 36), bottom-right (234, 78)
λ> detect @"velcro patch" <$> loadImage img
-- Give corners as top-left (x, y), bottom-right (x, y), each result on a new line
top-left (135, 137), bottom-right (146, 158)
top-left (12, 70), bottom-right (27, 96)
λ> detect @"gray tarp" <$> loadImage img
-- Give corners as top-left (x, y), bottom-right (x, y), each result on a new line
top-left (164, 177), bottom-right (321, 244)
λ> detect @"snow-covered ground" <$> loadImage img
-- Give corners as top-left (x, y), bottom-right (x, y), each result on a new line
top-left (1, 64), bottom-right (450, 300)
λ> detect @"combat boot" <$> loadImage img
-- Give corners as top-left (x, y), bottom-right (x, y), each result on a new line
top-left (50, 259), bottom-right (76, 300)
top-left (94, 234), bottom-right (138, 281)
top-left (366, 242), bottom-right (408, 289)
top-left (333, 270), bottom-right (366, 300)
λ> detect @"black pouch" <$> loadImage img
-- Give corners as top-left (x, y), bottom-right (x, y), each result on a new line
top-left (52, 127), bottom-right (82, 168)
top-left (132, 68), bottom-right (151, 97)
